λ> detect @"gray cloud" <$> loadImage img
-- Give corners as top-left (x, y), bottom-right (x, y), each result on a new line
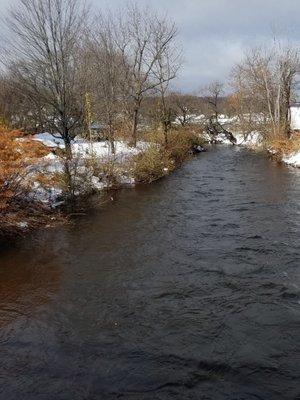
top-left (1, 0), bottom-right (300, 91)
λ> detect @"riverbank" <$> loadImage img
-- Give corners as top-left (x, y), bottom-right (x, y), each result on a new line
top-left (0, 127), bottom-right (205, 238)
top-left (266, 134), bottom-right (300, 168)
top-left (2, 124), bottom-right (299, 239)
top-left (213, 129), bottom-right (300, 168)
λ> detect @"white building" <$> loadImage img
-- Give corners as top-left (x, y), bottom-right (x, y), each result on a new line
top-left (290, 103), bottom-right (300, 131)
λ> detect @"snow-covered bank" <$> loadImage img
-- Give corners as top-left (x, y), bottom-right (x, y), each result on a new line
top-left (29, 130), bottom-right (206, 207)
top-left (196, 115), bottom-right (300, 168)
top-left (268, 149), bottom-right (300, 169)
top-left (30, 133), bottom-right (148, 206)
top-left (234, 132), bottom-right (300, 168)
top-left (34, 132), bottom-right (147, 160)
top-left (282, 151), bottom-right (300, 168)
top-left (234, 132), bottom-right (263, 147)
top-left (205, 130), bottom-right (263, 148)
top-left (266, 134), bottom-right (300, 169)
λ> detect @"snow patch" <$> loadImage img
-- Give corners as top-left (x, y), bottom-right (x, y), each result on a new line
top-left (213, 133), bottom-right (233, 145)
top-left (33, 132), bottom-right (66, 148)
top-left (16, 222), bottom-right (29, 228)
top-left (282, 151), bottom-right (300, 168)
top-left (205, 130), bottom-right (263, 147)
top-left (33, 133), bottom-right (147, 161)
top-left (29, 133), bottom-right (148, 206)
top-left (234, 131), bottom-right (263, 147)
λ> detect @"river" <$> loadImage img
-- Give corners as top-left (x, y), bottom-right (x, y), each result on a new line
top-left (0, 146), bottom-right (300, 400)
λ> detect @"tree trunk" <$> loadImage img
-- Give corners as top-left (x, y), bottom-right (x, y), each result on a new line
top-left (163, 121), bottom-right (168, 146)
top-left (64, 137), bottom-right (72, 160)
top-left (109, 124), bottom-right (115, 155)
top-left (62, 128), bottom-right (74, 200)
top-left (132, 108), bottom-right (139, 147)
top-left (262, 70), bottom-right (276, 137)
top-left (283, 84), bottom-right (291, 138)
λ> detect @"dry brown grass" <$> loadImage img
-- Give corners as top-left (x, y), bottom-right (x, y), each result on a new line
top-left (0, 125), bottom-right (64, 237)
top-left (0, 126), bottom-right (51, 233)
top-left (131, 127), bottom-right (205, 183)
top-left (167, 128), bottom-right (204, 164)
top-left (130, 144), bottom-right (174, 183)
top-left (266, 133), bottom-right (300, 158)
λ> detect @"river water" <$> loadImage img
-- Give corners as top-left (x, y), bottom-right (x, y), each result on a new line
top-left (0, 146), bottom-right (300, 400)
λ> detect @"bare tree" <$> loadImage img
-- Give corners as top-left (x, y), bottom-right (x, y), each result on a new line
top-left (152, 24), bottom-right (181, 145)
top-left (5, 0), bottom-right (88, 158)
top-left (170, 92), bottom-right (204, 126)
top-left (84, 14), bottom-right (126, 154)
top-left (277, 47), bottom-right (299, 135)
top-left (231, 44), bottom-right (299, 138)
top-left (202, 81), bottom-right (225, 120)
top-left (114, 3), bottom-right (179, 146)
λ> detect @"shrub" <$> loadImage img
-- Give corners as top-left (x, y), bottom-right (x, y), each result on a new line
top-left (0, 126), bottom-right (50, 236)
top-left (131, 127), bottom-right (205, 183)
top-left (167, 131), bottom-right (193, 164)
top-left (0, 127), bottom-right (48, 208)
top-left (167, 128), bottom-right (204, 164)
top-left (266, 133), bottom-right (300, 159)
top-left (131, 144), bottom-right (175, 183)
top-left (85, 155), bottom-right (125, 189)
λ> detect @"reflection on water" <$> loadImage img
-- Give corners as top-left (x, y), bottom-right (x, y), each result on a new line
top-left (0, 146), bottom-right (300, 400)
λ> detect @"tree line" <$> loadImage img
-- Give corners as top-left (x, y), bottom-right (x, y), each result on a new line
top-left (230, 43), bottom-right (299, 138)
top-left (0, 0), bottom-right (182, 153)
top-left (1, 0), bottom-right (299, 148)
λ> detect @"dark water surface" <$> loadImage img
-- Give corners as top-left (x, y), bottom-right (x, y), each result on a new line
top-left (1, 146), bottom-right (300, 400)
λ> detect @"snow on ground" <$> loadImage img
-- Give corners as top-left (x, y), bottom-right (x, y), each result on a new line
top-left (174, 114), bottom-right (206, 125)
top-left (206, 131), bottom-right (263, 147)
top-left (234, 131), bottom-right (263, 147)
top-left (217, 115), bottom-right (238, 125)
top-left (34, 132), bottom-right (66, 148)
top-left (211, 133), bottom-right (233, 145)
top-left (30, 133), bottom-right (148, 206)
top-left (33, 133), bottom-right (147, 171)
top-left (174, 114), bottom-right (239, 126)
top-left (282, 151), bottom-right (300, 168)
top-left (31, 181), bottom-right (64, 206)
top-left (33, 133), bottom-right (147, 160)
top-left (73, 141), bottom-right (147, 162)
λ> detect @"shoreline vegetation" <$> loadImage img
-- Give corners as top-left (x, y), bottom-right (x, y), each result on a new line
top-left (2, 122), bottom-right (299, 239)
top-left (0, 125), bottom-right (207, 238)
top-left (1, 0), bottom-right (300, 239)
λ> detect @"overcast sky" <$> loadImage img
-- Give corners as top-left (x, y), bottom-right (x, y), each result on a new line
top-left (1, 0), bottom-right (300, 92)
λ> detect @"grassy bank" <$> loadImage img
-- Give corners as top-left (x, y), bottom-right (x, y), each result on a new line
top-left (266, 134), bottom-right (300, 167)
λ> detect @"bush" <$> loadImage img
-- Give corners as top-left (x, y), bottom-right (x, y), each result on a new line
top-left (162, 127), bottom-right (204, 164)
top-left (167, 129), bottom-right (200, 164)
top-left (131, 144), bottom-right (175, 183)
top-left (266, 133), bottom-right (300, 159)
top-left (131, 127), bottom-right (205, 184)
top-left (0, 127), bottom-right (49, 208)
top-left (85, 155), bottom-right (125, 189)
top-left (0, 126), bottom-right (50, 236)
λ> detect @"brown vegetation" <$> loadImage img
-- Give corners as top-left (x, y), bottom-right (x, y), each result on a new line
top-left (0, 126), bottom-right (54, 237)
top-left (131, 128), bottom-right (204, 183)
top-left (266, 133), bottom-right (300, 160)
